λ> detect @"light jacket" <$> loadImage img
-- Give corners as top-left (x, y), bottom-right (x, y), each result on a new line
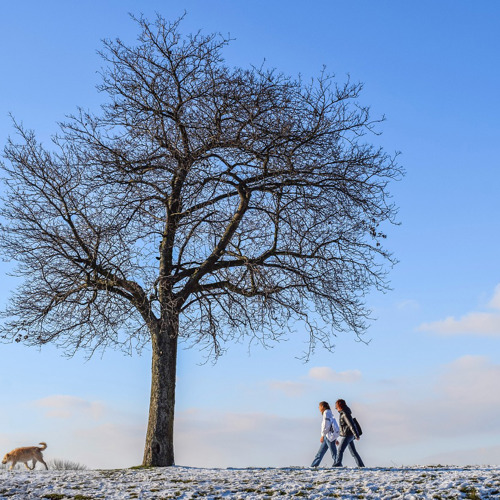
top-left (321, 408), bottom-right (340, 442)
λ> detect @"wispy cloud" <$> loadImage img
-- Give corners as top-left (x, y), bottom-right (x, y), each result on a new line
top-left (23, 397), bottom-right (144, 468)
top-left (307, 366), bottom-right (362, 383)
top-left (419, 312), bottom-right (500, 336)
top-left (438, 355), bottom-right (500, 409)
top-left (170, 355), bottom-right (500, 467)
top-left (267, 380), bottom-right (307, 397)
top-left (418, 284), bottom-right (500, 337)
top-left (73, 422), bottom-right (145, 468)
top-left (266, 366), bottom-right (361, 398)
top-left (33, 395), bottom-right (105, 420)
top-left (10, 355), bottom-right (500, 469)
top-left (396, 299), bottom-right (420, 311)
top-left (356, 355), bottom-right (500, 448)
top-left (488, 284), bottom-right (500, 309)
top-left (423, 444), bottom-right (500, 466)
top-left (175, 410), bottom-right (315, 468)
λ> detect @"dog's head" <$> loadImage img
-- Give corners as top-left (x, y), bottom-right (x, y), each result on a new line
top-left (2, 453), bottom-right (10, 464)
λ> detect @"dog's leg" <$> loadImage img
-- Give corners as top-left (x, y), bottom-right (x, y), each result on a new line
top-left (31, 459), bottom-right (37, 470)
top-left (24, 461), bottom-right (31, 470)
top-left (40, 458), bottom-right (48, 470)
top-left (9, 461), bottom-right (17, 470)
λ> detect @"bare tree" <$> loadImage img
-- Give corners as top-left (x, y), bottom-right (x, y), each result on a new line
top-left (0, 15), bottom-right (402, 466)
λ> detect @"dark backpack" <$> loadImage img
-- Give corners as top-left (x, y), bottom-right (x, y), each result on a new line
top-left (353, 417), bottom-right (363, 436)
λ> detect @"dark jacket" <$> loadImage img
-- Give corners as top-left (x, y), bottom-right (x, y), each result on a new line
top-left (338, 406), bottom-right (360, 439)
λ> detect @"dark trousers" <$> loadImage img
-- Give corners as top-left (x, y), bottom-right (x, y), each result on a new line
top-left (333, 435), bottom-right (364, 467)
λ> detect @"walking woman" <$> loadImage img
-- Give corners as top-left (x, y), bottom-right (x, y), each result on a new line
top-left (333, 399), bottom-right (365, 467)
top-left (311, 401), bottom-right (340, 467)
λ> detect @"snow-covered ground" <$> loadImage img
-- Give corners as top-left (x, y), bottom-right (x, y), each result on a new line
top-left (1, 466), bottom-right (499, 499)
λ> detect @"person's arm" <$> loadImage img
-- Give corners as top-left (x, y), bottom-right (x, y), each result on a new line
top-left (344, 413), bottom-right (359, 439)
top-left (321, 413), bottom-right (332, 437)
top-left (320, 411), bottom-right (332, 442)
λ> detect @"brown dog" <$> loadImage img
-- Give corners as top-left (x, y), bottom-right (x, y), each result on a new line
top-left (2, 442), bottom-right (48, 470)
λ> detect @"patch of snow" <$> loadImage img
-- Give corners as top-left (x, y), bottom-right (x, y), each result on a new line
top-left (0, 466), bottom-right (499, 499)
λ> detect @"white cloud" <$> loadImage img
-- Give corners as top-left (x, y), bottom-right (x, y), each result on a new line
top-left (418, 284), bottom-right (500, 337)
top-left (396, 299), bottom-right (420, 311)
top-left (488, 284), bottom-right (500, 310)
top-left (356, 355), bottom-right (500, 451)
top-left (33, 395), bottom-right (105, 420)
top-left (438, 355), bottom-right (500, 409)
top-left (5, 354), bottom-right (498, 470)
top-left (72, 422), bottom-right (145, 469)
top-left (266, 366), bottom-right (361, 398)
top-left (8, 355), bottom-right (499, 470)
top-left (419, 312), bottom-right (500, 336)
top-left (267, 380), bottom-right (307, 397)
top-left (174, 410), bottom-right (316, 468)
top-left (434, 355), bottom-right (500, 435)
top-left (162, 354), bottom-right (500, 468)
top-left (307, 366), bottom-right (362, 383)
top-left (0, 397), bottom-right (144, 469)
top-left (423, 444), bottom-right (500, 466)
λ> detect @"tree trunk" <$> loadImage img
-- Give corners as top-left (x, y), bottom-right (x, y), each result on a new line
top-left (143, 315), bottom-right (178, 466)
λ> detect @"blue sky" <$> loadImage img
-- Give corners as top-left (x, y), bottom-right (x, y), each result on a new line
top-left (1, 1), bottom-right (499, 469)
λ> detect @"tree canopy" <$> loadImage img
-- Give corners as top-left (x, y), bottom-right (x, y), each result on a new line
top-left (0, 14), bottom-right (402, 465)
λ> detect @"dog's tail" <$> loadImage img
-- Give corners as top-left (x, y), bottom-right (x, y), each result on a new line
top-left (38, 442), bottom-right (47, 450)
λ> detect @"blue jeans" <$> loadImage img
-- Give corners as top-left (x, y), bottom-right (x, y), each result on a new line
top-left (311, 438), bottom-right (337, 467)
top-left (333, 435), bottom-right (364, 467)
